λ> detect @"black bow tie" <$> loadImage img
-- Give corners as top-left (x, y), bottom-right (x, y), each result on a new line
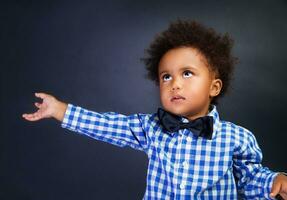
top-left (157, 108), bottom-right (214, 140)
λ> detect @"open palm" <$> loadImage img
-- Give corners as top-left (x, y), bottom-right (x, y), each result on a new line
top-left (22, 93), bottom-right (57, 121)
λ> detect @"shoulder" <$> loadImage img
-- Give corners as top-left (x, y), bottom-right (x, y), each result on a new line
top-left (136, 112), bottom-right (160, 127)
top-left (218, 120), bottom-right (260, 152)
top-left (220, 120), bottom-right (256, 140)
top-left (219, 120), bottom-right (253, 137)
top-left (209, 105), bottom-right (254, 142)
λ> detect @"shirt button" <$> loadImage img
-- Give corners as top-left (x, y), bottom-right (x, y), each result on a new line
top-left (180, 183), bottom-right (185, 189)
top-left (182, 161), bottom-right (188, 168)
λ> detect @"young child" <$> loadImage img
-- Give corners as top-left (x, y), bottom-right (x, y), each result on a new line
top-left (22, 20), bottom-right (287, 199)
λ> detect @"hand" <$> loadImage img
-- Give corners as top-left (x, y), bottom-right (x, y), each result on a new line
top-left (270, 173), bottom-right (287, 199)
top-left (22, 92), bottom-right (67, 122)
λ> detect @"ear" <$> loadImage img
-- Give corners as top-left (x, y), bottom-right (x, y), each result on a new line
top-left (209, 79), bottom-right (222, 98)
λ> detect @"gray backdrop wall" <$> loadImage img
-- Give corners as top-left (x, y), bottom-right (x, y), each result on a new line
top-left (1, 0), bottom-right (287, 199)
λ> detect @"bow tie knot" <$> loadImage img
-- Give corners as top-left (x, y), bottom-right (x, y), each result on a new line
top-left (157, 108), bottom-right (213, 140)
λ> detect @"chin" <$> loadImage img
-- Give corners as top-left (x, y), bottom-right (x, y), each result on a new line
top-left (165, 106), bottom-right (187, 116)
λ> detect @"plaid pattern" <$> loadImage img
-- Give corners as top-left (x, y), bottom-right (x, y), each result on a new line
top-left (61, 104), bottom-right (278, 199)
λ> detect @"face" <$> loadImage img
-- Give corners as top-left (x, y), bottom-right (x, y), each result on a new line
top-left (158, 47), bottom-right (222, 120)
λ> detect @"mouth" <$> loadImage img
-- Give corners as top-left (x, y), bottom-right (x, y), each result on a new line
top-left (171, 95), bottom-right (186, 102)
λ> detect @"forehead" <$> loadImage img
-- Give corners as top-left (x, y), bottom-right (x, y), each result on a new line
top-left (158, 47), bottom-right (209, 73)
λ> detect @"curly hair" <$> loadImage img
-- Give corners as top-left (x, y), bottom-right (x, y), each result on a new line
top-left (141, 19), bottom-right (238, 104)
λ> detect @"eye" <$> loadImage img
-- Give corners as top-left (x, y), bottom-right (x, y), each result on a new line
top-left (183, 70), bottom-right (193, 78)
top-left (162, 74), bottom-right (172, 81)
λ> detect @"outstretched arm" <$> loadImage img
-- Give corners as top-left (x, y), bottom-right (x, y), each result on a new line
top-left (60, 104), bottom-right (149, 152)
top-left (23, 93), bottom-right (150, 152)
top-left (22, 92), bottom-right (67, 122)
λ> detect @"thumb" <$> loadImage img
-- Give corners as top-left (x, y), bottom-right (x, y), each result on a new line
top-left (270, 181), bottom-right (282, 198)
top-left (35, 92), bottom-right (50, 100)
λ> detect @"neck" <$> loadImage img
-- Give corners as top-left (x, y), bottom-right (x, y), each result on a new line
top-left (185, 104), bottom-right (211, 121)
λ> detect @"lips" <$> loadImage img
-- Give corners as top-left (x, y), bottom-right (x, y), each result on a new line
top-left (171, 95), bottom-right (186, 102)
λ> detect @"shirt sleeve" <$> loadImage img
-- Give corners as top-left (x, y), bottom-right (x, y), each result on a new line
top-left (61, 104), bottom-right (149, 152)
top-left (232, 129), bottom-right (278, 199)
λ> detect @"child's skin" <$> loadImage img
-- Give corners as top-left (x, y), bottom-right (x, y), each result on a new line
top-left (22, 47), bottom-right (287, 199)
top-left (158, 47), bottom-right (222, 120)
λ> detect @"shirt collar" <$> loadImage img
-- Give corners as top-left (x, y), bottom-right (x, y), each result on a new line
top-left (207, 105), bottom-right (220, 139)
top-left (179, 104), bottom-right (220, 139)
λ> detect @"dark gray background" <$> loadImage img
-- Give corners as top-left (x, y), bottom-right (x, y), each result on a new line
top-left (1, 0), bottom-right (287, 199)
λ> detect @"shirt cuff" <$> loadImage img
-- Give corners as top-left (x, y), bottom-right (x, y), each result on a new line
top-left (61, 103), bottom-right (79, 130)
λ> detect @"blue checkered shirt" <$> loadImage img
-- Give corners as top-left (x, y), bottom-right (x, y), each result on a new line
top-left (61, 104), bottom-right (278, 199)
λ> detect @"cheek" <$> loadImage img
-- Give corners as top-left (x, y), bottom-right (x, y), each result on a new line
top-left (159, 85), bottom-right (169, 103)
top-left (159, 86), bottom-right (165, 97)
top-left (185, 80), bottom-right (210, 97)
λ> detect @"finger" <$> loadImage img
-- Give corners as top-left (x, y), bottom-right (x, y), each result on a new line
top-left (279, 191), bottom-right (287, 199)
top-left (271, 182), bottom-right (282, 198)
top-left (35, 102), bottom-right (42, 108)
top-left (22, 112), bottom-right (42, 121)
top-left (275, 194), bottom-right (285, 200)
top-left (279, 193), bottom-right (287, 200)
top-left (23, 115), bottom-right (41, 121)
top-left (22, 113), bottom-right (36, 121)
top-left (35, 92), bottom-right (49, 99)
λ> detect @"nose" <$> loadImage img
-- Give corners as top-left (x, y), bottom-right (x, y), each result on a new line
top-left (171, 78), bottom-right (182, 91)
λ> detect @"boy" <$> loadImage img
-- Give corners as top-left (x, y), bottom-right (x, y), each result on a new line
top-left (22, 20), bottom-right (287, 199)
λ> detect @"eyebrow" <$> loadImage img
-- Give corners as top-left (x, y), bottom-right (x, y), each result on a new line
top-left (159, 66), bottom-right (198, 76)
